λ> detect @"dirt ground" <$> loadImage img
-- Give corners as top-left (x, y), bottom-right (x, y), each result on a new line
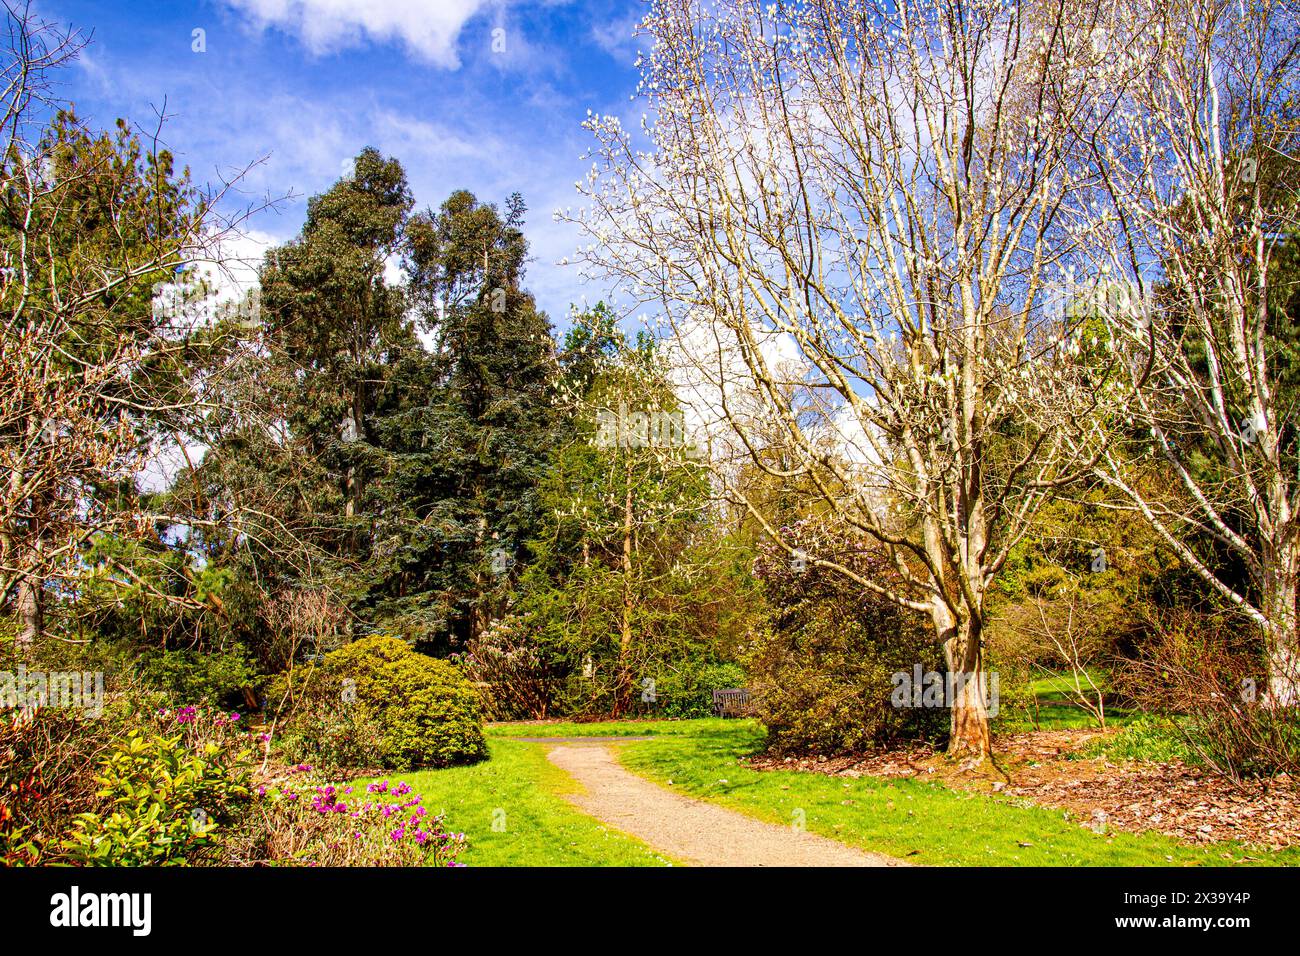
top-left (546, 741), bottom-right (910, 867)
top-left (746, 729), bottom-right (1300, 852)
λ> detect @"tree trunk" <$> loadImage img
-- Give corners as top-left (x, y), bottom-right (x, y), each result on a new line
top-left (15, 571), bottom-right (41, 655)
top-left (1263, 566), bottom-right (1300, 706)
top-left (938, 608), bottom-right (992, 758)
top-left (614, 466), bottom-right (634, 716)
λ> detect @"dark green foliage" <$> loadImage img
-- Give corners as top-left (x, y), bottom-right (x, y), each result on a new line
top-left (190, 157), bottom-right (562, 653)
top-left (385, 190), bottom-right (560, 650)
top-left (46, 532), bottom-right (269, 706)
top-left (256, 146), bottom-right (417, 564)
top-left (747, 529), bottom-right (947, 755)
top-left (136, 647), bottom-right (260, 710)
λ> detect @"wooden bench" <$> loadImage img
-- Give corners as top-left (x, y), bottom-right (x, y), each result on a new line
top-left (712, 687), bottom-right (753, 717)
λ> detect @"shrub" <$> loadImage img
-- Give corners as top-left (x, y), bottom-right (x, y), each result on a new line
top-left (1119, 611), bottom-right (1300, 779)
top-left (272, 636), bottom-right (487, 772)
top-left (275, 695), bottom-right (386, 771)
top-left (63, 708), bottom-right (254, 866)
top-left (747, 528), bottom-right (947, 755)
top-left (459, 614), bottom-right (564, 720)
top-left (233, 774), bottom-right (466, 867)
top-left (137, 646), bottom-right (261, 710)
top-left (1, 707), bottom-right (118, 865)
top-left (653, 661), bottom-right (747, 719)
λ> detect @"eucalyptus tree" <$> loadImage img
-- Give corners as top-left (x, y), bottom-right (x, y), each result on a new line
top-left (258, 147), bottom-right (414, 534)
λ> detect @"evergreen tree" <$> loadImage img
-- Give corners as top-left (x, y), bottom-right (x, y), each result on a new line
top-left (188, 148), bottom-right (420, 637)
top-left (187, 178), bottom-right (565, 655)
top-left (259, 147), bottom-right (415, 546)
top-left (1, 109), bottom-right (207, 647)
top-left (388, 190), bottom-right (560, 649)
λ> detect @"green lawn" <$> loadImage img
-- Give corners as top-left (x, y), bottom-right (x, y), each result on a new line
top-left (997, 668), bottom-right (1136, 732)
top-left (617, 720), bottom-right (1300, 867)
top-left (487, 717), bottom-right (739, 738)
top-left (350, 737), bottom-right (674, 866)
top-left (353, 718), bottom-right (1298, 867)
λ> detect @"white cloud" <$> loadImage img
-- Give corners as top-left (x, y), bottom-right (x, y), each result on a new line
top-left (138, 229), bottom-right (282, 495)
top-left (197, 228), bottom-right (282, 302)
top-left (661, 310), bottom-right (805, 455)
top-left (590, 12), bottom-right (642, 65)
top-left (372, 111), bottom-right (499, 163)
top-left (222, 0), bottom-right (495, 67)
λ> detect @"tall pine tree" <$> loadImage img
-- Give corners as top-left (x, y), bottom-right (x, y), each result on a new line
top-left (381, 190), bottom-right (559, 650)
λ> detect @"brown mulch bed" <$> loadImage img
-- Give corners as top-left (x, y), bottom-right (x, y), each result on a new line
top-left (746, 729), bottom-right (1300, 850)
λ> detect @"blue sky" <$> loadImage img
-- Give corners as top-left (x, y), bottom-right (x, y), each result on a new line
top-left (47, 0), bottom-right (648, 328)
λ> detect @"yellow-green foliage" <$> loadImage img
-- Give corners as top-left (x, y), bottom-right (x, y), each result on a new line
top-left (297, 636), bottom-right (487, 771)
top-left (64, 724), bottom-right (252, 866)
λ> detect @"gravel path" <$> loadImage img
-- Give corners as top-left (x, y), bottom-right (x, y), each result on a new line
top-left (545, 742), bottom-right (909, 867)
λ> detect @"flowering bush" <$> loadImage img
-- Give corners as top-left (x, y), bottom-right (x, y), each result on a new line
top-left (275, 694), bottom-right (385, 771)
top-left (63, 706), bottom-right (254, 866)
top-left (235, 773), bottom-right (466, 866)
top-left (11, 697), bottom-right (465, 867)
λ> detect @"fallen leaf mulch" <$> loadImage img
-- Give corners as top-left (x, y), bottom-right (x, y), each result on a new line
top-left (745, 729), bottom-right (1300, 851)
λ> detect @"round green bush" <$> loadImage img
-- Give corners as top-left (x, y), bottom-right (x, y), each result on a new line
top-left (282, 636), bottom-right (487, 771)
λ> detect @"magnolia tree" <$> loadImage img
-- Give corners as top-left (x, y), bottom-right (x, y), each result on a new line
top-left (567, 0), bottom-right (1125, 755)
top-left (1082, 0), bottom-right (1300, 703)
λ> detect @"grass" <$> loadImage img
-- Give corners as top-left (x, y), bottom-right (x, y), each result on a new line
top-left (997, 701), bottom-right (1124, 733)
top-left (1027, 669), bottom-right (1110, 697)
top-left (349, 737), bottom-right (674, 866)
top-left (996, 668), bottom-right (1137, 733)
top-left (351, 715), bottom-right (1298, 867)
top-left (487, 717), bottom-right (737, 738)
top-left (616, 720), bottom-right (1300, 867)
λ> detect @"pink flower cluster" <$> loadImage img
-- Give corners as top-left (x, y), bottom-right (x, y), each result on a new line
top-left (309, 783), bottom-right (354, 814)
top-left (155, 705), bottom-right (242, 727)
top-left (365, 780), bottom-right (412, 796)
top-left (259, 777), bottom-right (466, 865)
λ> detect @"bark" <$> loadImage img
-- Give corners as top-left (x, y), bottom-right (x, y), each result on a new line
top-left (1263, 567), bottom-right (1300, 706)
top-left (614, 463), bottom-right (634, 716)
top-left (936, 605), bottom-right (992, 758)
top-left (345, 387), bottom-right (364, 519)
top-left (15, 572), bottom-right (41, 655)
